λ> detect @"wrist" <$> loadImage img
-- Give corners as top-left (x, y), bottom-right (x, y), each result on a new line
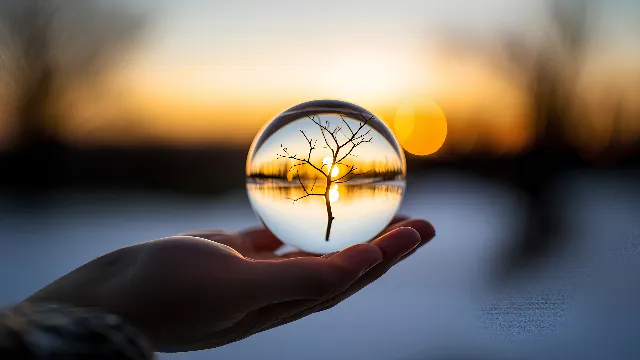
top-left (2, 301), bottom-right (155, 359)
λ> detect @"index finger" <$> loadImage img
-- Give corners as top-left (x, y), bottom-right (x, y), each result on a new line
top-left (248, 242), bottom-right (386, 306)
top-left (257, 226), bottom-right (424, 331)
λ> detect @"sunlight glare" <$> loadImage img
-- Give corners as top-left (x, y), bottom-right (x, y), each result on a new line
top-left (322, 156), bottom-right (340, 178)
top-left (329, 184), bottom-right (339, 203)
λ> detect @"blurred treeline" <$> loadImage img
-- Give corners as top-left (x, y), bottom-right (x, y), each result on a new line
top-left (248, 159), bottom-right (404, 182)
top-left (0, 0), bottom-right (637, 194)
top-left (0, 1), bottom-right (638, 276)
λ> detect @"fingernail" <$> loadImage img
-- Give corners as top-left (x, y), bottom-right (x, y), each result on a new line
top-left (407, 220), bottom-right (436, 242)
top-left (397, 227), bottom-right (422, 255)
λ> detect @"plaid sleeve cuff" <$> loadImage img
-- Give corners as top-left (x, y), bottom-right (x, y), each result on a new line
top-left (0, 302), bottom-right (154, 360)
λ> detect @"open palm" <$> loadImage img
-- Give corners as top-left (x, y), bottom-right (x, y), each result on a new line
top-left (25, 216), bottom-right (435, 353)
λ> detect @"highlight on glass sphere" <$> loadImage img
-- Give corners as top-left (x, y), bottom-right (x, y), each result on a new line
top-left (246, 100), bottom-right (407, 254)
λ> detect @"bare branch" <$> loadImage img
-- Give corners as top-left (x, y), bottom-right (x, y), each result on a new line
top-left (352, 128), bottom-right (372, 141)
top-left (277, 144), bottom-right (327, 177)
top-left (338, 113), bottom-right (374, 149)
top-left (337, 127), bottom-right (350, 141)
top-left (334, 167), bottom-right (372, 184)
top-left (287, 193), bottom-right (325, 202)
top-left (334, 116), bottom-right (374, 164)
top-left (309, 116), bottom-right (340, 150)
top-left (336, 141), bottom-right (362, 163)
top-left (333, 165), bottom-right (356, 182)
top-left (285, 171), bottom-right (325, 202)
top-left (300, 129), bottom-right (312, 144)
top-left (298, 170), bottom-right (309, 193)
top-left (288, 163), bottom-right (305, 173)
top-left (340, 115), bottom-right (354, 136)
top-left (310, 116), bottom-right (335, 156)
top-left (284, 157), bottom-right (327, 177)
top-left (299, 129), bottom-right (318, 161)
top-left (308, 115), bottom-right (331, 133)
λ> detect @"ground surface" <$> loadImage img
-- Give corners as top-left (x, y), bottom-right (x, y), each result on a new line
top-left (1, 171), bottom-right (638, 359)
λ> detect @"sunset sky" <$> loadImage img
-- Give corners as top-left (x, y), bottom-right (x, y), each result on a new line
top-left (1, 0), bottom-right (638, 155)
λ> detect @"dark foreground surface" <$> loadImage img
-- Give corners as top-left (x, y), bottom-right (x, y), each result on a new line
top-left (1, 170), bottom-right (639, 360)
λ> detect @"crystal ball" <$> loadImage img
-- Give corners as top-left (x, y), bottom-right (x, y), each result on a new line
top-left (246, 100), bottom-right (406, 254)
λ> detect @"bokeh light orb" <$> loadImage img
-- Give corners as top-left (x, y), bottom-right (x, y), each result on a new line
top-left (246, 100), bottom-right (406, 254)
top-left (394, 96), bottom-right (448, 156)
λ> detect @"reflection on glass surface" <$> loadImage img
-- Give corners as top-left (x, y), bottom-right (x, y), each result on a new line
top-left (246, 100), bottom-right (406, 254)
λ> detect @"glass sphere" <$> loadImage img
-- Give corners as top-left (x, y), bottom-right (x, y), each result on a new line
top-left (246, 100), bottom-right (406, 254)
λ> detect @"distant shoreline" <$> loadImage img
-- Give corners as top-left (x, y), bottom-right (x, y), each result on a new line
top-left (246, 177), bottom-right (405, 187)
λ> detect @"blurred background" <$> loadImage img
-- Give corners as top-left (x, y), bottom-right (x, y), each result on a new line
top-left (0, 0), bottom-right (639, 359)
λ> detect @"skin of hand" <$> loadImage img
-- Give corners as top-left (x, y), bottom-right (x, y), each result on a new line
top-left (23, 216), bottom-right (435, 353)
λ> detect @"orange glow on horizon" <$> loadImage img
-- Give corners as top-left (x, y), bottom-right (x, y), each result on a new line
top-left (1, 37), bottom-right (634, 158)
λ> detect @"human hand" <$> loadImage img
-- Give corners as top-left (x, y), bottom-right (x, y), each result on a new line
top-left (24, 216), bottom-right (435, 353)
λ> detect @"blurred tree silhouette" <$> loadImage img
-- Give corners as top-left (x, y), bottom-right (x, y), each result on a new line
top-left (432, 0), bottom-right (603, 279)
top-left (498, 0), bottom-right (590, 279)
top-left (0, 0), bottom-right (144, 190)
top-left (504, 0), bottom-right (588, 147)
top-left (469, 0), bottom-right (637, 280)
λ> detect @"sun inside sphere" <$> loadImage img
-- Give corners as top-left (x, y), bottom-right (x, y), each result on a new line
top-left (246, 100), bottom-right (407, 254)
